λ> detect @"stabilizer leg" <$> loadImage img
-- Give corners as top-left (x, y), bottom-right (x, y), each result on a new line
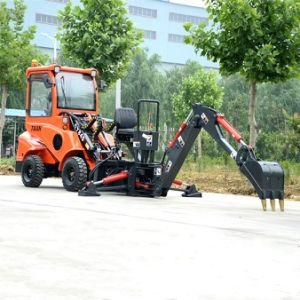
top-left (78, 171), bottom-right (129, 197)
top-left (182, 184), bottom-right (202, 198)
top-left (172, 179), bottom-right (202, 198)
top-left (78, 182), bottom-right (101, 196)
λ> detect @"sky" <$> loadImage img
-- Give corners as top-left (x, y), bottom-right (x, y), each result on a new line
top-left (170, 0), bottom-right (206, 7)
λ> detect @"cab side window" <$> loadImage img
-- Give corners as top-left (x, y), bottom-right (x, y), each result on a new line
top-left (29, 74), bottom-right (52, 117)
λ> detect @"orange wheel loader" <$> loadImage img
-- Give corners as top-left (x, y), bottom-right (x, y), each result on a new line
top-left (16, 62), bottom-right (284, 211)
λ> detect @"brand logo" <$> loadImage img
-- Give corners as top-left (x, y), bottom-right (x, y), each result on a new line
top-left (31, 125), bottom-right (42, 131)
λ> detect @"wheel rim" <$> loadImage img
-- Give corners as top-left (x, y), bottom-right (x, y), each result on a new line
top-left (24, 165), bottom-right (33, 182)
top-left (66, 166), bottom-right (75, 183)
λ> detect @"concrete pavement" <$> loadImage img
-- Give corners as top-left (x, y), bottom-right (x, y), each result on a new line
top-left (0, 175), bottom-right (299, 300)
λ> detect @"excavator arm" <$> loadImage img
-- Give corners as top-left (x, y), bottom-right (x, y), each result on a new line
top-left (156, 104), bottom-right (284, 211)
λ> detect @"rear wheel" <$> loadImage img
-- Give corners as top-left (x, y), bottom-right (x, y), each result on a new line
top-left (21, 155), bottom-right (44, 187)
top-left (62, 156), bottom-right (87, 192)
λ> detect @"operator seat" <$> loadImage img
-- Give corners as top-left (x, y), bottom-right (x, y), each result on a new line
top-left (114, 107), bottom-right (137, 142)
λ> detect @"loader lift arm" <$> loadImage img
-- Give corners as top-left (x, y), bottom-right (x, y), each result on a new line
top-left (155, 104), bottom-right (284, 211)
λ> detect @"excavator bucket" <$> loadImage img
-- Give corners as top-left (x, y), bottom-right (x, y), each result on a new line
top-left (240, 160), bottom-right (284, 199)
top-left (237, 146), bottom-right (284, 211)
top-left (240, 160), bottom-right (284, 211)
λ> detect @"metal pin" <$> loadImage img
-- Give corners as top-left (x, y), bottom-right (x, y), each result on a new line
top-left (270, 199), bottom-right (275, 211)
top-left (279, 199), bottom-right (284, 212)
top-left (261, 199), bottom-right (267, 211)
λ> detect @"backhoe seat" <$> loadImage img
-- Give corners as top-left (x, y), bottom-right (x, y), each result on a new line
top-left (114, 108), bottom-right (137, 142)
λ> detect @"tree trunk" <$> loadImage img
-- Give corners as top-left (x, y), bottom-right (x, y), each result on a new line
top-left (0, 85), bottom-right (9, 158)
top-left (248, 81), bottom-right (258, 147)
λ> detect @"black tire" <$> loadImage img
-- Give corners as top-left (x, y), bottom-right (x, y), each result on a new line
top-left (21, 155), bottom-right (44, 187)
top-left (62, 156), bottom-right (87, 192)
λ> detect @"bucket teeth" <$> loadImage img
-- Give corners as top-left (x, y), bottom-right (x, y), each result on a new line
top-left (261, 199), bottom-right (267, 211)
top-left (279, 199), bottom-right (284, 212)
top-left (270, 199), bottom-right (275, 211)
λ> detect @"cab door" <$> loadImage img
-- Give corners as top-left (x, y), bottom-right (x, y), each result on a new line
top-left (27, 73), bottom-right (53, 119)
top-left (25, 72), bottom-right (57, 160)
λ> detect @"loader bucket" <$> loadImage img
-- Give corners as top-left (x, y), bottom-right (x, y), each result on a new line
top-left (239, 160), bottom-right (284, 201)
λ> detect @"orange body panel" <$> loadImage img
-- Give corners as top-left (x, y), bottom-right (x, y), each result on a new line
top-left (16, 131), bottom-right (56, 164)
top-left (17, 115), bottom-right (96, 171)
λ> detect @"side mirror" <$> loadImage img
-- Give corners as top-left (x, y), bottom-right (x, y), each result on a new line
top-left (98, 80), bottom-right (107, 91)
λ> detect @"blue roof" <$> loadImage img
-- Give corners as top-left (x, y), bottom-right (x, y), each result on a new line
top-left (1, 109), bottom-right (26, 117)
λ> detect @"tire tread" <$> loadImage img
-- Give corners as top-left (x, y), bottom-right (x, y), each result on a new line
top-left (62, 156), bottom-right (87, 192)
top-left (22, 155), bottom-right (44, 187)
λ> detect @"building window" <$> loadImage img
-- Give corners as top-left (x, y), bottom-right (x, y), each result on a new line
top-left (169, 12), bottom-right (207, 25)
top-left (168, 34), bottom-right (185, 43)
top-left (46, 0), bottom-right (69, 3)
top-left (129, 6), bottom-right (157, 18)
top-left (144, 30), bottom-right (156, 40)
top-left (36, 13), bottom-right (61, 26)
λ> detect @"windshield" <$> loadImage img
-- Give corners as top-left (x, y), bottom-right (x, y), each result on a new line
top-left (56, 72), bottom-right (96, 110)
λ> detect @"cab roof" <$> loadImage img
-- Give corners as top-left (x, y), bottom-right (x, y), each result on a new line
top-left (26, 64), bottom-right (98, 77)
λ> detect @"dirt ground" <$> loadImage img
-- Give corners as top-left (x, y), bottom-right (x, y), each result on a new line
top-left (1, 165), bottom-right (299, 200)
top-left (178, 166), bottom-right (300, 200)
top-left (0, 165), bottom-right (15, 176)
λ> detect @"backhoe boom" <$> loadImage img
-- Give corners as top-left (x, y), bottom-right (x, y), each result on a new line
top-left (156, 104), bottom-right (284, 210)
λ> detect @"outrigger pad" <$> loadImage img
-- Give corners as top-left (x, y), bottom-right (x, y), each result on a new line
top-left (182, 184), bottom-right (202, 198)
top-left (239, 160), bottom-right (284, 200)
top-left (78, 182), bottom-right (101, 197)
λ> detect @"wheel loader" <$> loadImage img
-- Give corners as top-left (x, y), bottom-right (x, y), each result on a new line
top-left (16, 61), bottom-right (285, 211)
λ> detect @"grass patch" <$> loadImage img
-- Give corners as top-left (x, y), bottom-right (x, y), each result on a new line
top-left (0, 157), bottom-right (15, 166)
top-left (0, 157), bottom-right (16, 175)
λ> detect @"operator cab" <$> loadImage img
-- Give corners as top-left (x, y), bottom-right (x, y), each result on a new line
top-left (26, 61), bottom-right (99, 118)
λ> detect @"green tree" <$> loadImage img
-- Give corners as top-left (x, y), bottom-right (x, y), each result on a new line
top-left (172, 68), bottom-right (223, 158)
top-left (256, 112), bottom-right (300, 161)
top-left (185, 0), bottom-right (300, 147)
top-left (161, 60), bottom-right (204, 128)
top-left (256, 79), bottom-right (300, 133)
top-left (0, 0), bottom-right (47, 157)
top-left (121, 49), bottom-right (163, 109)
top-left (220, 74), bottom-right (300, 161)
top-left (58, 0), bottom-right (142, 86)
top-left (172, 68), bottom-right (223, 121)
top-left (220, 74), bottom-right (249, 134)
top-left (98, 49), bottom-right (163, 119)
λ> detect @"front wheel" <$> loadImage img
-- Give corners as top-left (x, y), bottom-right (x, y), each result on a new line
top-left (21, 155), bottom-right (45, 187)
top-left (62, 156), bottom-right (87, 192)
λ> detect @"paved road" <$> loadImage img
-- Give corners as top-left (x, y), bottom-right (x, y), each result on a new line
top-left (0, 175), bottom-right (299, 300)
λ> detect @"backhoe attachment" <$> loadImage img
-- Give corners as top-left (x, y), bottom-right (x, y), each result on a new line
top-left (158, 104), bottom-right (284, 211)
top-left (79, 101), bottom-right (284, 211)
